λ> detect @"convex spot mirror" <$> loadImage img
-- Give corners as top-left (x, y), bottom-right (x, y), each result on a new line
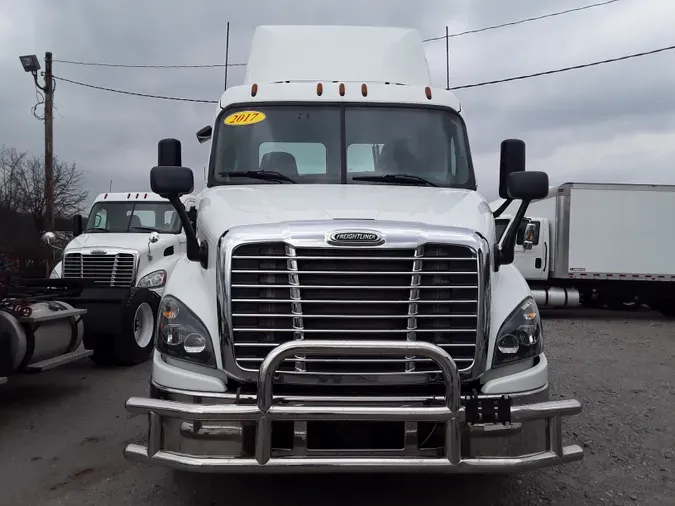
top-left (150, 166), bottom-right (194, 198)
top-left (506, 171), bottom-right (549, 201)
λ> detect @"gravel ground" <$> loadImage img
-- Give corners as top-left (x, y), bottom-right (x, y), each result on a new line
top-left (1, 308), bottom-right (673, 506)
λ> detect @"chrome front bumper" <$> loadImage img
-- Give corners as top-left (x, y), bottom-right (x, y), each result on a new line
top-left (124, 340), bottom-right (583, 473)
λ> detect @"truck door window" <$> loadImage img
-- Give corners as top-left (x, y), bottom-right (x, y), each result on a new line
top-left (259, 142), bottom-right (327, 175)
top-left (94, 210), bottom-right (107, 228)
top-left (129, 210), bottom-right (156, 228)
top-left (346, 143), bottom-right (384, 172)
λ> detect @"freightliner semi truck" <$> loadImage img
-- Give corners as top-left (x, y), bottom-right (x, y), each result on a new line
top-left (43, 191), bottom-right (196, 365)
top-left (123, 25), bottom-right (583, 473)
top-left (491, 182), bottom-right (675, 315)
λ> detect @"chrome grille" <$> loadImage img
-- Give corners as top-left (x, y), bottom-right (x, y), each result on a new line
top-left (229, 242), bottom-right (479, 375)
top-left (62, 252), bottom-right (136, 287)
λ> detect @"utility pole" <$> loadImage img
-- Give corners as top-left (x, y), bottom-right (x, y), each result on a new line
top-left (44, 51), bottom-right (55, 234)
top-left (19, 51), bottom-right (55, 276)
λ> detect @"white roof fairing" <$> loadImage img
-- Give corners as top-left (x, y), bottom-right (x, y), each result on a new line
top-left (244, 25), bottom-right (432, 86)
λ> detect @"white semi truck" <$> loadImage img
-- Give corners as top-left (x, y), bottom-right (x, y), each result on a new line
top-left (43, 191), bottom-right (196, 366)
top-left (123, 25), bottom-right (583, 473)
top-left (491, 182), bottom-right (675, 315)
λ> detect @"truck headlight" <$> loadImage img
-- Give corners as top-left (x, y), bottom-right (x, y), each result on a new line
top-left (492, 296), bottom-right (543, 368)
top-left (138, 270), bottom-right (167, 288)
top-left (156, 295), bottom-right (216, 368)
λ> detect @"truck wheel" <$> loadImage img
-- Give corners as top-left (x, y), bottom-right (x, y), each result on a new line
top-left (91, 288), bottom-right (160, 366)
top-left (116, 288), bottom-right (160, 365)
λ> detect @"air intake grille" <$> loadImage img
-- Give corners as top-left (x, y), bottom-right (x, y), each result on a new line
top-left (62, 252), bottom-right (136, 287)
top-left (229, 242), bottom-right (479, 376)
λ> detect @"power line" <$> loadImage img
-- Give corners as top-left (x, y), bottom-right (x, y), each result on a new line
top-left (422, 0), bottom-right (623, 42)
top-left (52, 42), bottom-right (675, 102)
top-left (449, 43), bottom-right (675, 90)
top-left (52, 0), bottom-right (623, 70)
top-left (51, 75), bottom-right (218, 103)
top-left (52, 59), bottom-right (247, 69)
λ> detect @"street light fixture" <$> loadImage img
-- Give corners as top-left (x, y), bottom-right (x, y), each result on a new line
top-left (19, 54), bottom-right (40, 73)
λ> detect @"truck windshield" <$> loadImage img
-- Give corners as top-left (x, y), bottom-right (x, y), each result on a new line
top-left (85, 201), bottom-right (182, 234)
top-left (209, 104), bottom-right (475, 188)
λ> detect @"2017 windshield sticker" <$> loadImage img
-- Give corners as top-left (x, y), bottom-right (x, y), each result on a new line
top-left (224, 111), bottom-right (266, 126)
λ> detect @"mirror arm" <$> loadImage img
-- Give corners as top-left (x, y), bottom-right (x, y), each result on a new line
top-left (168, 196), bottom-right (200, 262)
top-left (492, 198), bottom-right (512, 218)
top-left (495, 199), bottom-right (531, 269)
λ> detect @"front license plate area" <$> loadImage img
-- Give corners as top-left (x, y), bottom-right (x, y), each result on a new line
top-left (306, 421), bottom-right (405, 451)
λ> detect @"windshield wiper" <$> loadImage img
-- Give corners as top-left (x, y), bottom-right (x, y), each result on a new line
top-left (130, 225), bottom-right (160, 233)
top-left (84, 227), bottom-right (109, 233)
top-left (352, 174), bottom-right (438, 187)
top-left (219, 170), bottom-right (296, 184)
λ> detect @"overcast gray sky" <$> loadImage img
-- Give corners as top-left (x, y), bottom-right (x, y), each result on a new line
top-left (2, 0), bottom-right (674, 206)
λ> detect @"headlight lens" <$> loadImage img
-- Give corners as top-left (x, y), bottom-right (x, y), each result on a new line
top-left (492, 296), bottom-right (543, 368)
top-left (156, 295), bottom-right (216, 367)
top-left (138, 270), bottom-right (167, 288)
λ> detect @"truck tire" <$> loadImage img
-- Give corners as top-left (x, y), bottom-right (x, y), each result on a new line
top-left (90, 288), bottom-right (160, 366)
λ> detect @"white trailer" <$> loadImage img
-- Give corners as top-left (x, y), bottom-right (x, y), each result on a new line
top-left (123, 25), bottom-right (583, 474)
top-left (491, 182), bottom-right (675, 315)
top-left (42, 191), bottom-right (196, 366)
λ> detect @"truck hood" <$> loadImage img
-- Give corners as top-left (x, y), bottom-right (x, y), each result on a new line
top-left (64, 232), bottom-right (178, 253)
top-left (198, 184), bottom-right (494, 239)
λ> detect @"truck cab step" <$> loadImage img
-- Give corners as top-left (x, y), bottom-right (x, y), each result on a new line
top-left (25, 348), bottom-right (93, 373)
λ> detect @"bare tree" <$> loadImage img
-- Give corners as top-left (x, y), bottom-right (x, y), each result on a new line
top-left (0, 145), bottom-right (88, 232)
top-left (0, 146), bottom-right (27, 213)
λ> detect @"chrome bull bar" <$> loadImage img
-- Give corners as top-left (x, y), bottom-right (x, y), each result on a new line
top-left (124, 340), bottom-right (584, 473)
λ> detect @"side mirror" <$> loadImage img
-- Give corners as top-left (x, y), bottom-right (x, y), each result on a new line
top-left (150, 166), bottom-right (194, 198)
top-left (72, 214), bottom-right (83, 237)
top-left (158, 138), bottom-right (182, 167)
top-left (496, 171), bottom-right (549, 269)
top-left (196, 125), bottom-right (212, 144)
top-left (507, 171), bottom-right (549, 201)
top-left (41, 231), bottom-right (63, 251)
top-left (522, 222), bottom-right (537, 251)
top-left (498, 139), bottom-right (526, 199)
top-left (151, 138), bottom-right (202, 265)
top-left (42, 231), bottom-right (55, 245)
top-left (147, 231), bottom-right (160, 260)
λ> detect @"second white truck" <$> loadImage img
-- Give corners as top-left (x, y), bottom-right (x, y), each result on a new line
top-left (44, 191), bottom-right (196, 365)
top-left (491, 182), bottom-right (675, 315)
